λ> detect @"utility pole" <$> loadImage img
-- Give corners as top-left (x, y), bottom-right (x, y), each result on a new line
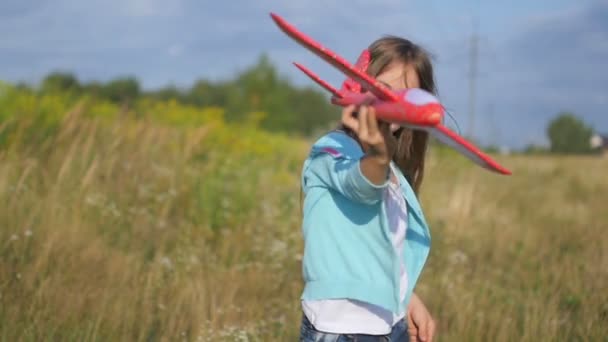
top-left (467, 20), bottom-right (479, 139)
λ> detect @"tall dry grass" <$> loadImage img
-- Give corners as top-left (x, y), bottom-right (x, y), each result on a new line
top-left (419, 154), bottom-right (608, 341)
top-left (0, 103), bottom-right (305, 341)
top-left (0, 100), bottom-right (606, 341)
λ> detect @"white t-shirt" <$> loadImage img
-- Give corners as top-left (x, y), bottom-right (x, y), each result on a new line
top-left (302, 177), bottom-right (408, 335)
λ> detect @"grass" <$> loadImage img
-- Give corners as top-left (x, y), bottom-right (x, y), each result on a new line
top-left (0, 102), bottom-right (606, 341)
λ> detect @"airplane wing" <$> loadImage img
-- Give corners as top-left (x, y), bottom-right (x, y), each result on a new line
top-left (419, 124), bottom-right (512, 175)
top-left (294, 62), bottom-right (441, 126)
top-left (270, 13), bottom-right (399, 103)
top-left (271, 12), bottom-right (511, 175)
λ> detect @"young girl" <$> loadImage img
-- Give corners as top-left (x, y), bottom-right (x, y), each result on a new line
top-left (299, 36), bottom-right (437, 341)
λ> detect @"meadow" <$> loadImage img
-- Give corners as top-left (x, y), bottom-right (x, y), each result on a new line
top-left (0, 84), bottom-right (606, 341)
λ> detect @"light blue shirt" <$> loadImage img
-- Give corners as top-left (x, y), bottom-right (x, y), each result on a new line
top-left (300, 130), bottom-right (431, 315)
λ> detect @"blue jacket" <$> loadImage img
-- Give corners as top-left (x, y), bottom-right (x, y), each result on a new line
top-left (300, 130), bottom-right (431, 315)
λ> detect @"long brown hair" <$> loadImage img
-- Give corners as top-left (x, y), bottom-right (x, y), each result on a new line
top-left (342, 36), bottom-right (437, 193)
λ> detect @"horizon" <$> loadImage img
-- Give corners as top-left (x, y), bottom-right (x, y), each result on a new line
top-left (2, 0), bottom-right (607, 149)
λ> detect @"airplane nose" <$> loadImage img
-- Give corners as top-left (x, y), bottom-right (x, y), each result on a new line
top-left (428, 112), bottom-right (442, 125)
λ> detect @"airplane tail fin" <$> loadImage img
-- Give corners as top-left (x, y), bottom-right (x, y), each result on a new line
top-left (293, 62), bottom-right (342, 98)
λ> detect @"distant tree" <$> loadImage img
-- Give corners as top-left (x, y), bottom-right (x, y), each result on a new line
top-left (546, 112), bottom-right (593, 154)
top-left (484, 145), bottom-right (500, 153)
top-left (41, 72), bottom-right (81, 93)
top-left (286, 87), bottom-right (337, 136)
top-left (226, 54), bottom-right (336, 134)
top-left (101, 77), bottom-right (140, 103)
top-left (82, 81), bottom-right (104, 96)
top-left (229, 54), bottom-right (283, 122)
top-left (14, 82), bottom-right (34, 93)
top-left (30, 57), bottom-right (339, 135)
top-left (147, 85), bottom-right (185, 101)
top-left (523, 144), bottom-right (549, 155)
top-left (182, 54), bottom-right (335, 134)
top-left (187, 79), bottom-right (229, 107)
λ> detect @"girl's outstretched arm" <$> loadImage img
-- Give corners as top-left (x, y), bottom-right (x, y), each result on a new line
top-left (303, 105), bottom-right (392, 205)
top-left (304, 153), bottom-right (389, 205)
top-left (341, 104), bottom-right (391, 185)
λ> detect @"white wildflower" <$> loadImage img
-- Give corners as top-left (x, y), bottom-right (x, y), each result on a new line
top-left (448, 250), bottom-right (468, 265)
top-left (269, 239), bottom-right (287, 258)
top-left (105, 202), bottom-right (121, 218)
top-left (160, 256), bottom-right (173, 269)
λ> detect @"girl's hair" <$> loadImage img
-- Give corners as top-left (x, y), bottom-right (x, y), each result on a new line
top-left (342, 36), bottom-right (437, 193)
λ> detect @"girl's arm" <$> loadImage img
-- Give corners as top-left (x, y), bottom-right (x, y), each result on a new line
top-left (341, 105), bottom-right (391, 185)
top-left (304, 105), bottom-right (392, 205)
top-left (407, 292), bottom-right (436, 342)
top-left (305, 154), bottom-right (389, 205)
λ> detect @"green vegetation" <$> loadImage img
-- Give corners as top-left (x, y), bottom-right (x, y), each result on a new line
top-left (0, 83), bottom-right (606, 341)
top-left (547, 112), bottom-right (594, 154)
top-left (21, 55), bottom-right (338, 136)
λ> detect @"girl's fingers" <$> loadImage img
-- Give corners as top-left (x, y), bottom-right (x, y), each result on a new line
top-left (427, 319), bottom-right (436, 342)
top-left (367, 106), bottom-right (379, 136)
top-left (341, 105), bottom-right (359, 132)
top-left (358, 106), bottom-right (369, 139)
top-left (408, 314), bottom-right (418, 342)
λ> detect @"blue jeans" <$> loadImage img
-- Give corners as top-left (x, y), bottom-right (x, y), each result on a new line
top-left (299, 313), bottom-right (409, 342)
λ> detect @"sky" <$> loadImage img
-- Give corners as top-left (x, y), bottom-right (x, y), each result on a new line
top-left (1, 0), bottom-right (607, 148)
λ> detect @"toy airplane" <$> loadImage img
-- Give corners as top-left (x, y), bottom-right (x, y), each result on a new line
top-left (270, 12), bottom-right (511, 175)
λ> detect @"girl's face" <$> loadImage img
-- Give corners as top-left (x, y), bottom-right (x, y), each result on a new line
top-left (375, 61), bottom-right (420, 132)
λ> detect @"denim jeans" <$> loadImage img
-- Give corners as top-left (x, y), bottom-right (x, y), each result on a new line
top-left (299, 313), bottom-right (409, 342)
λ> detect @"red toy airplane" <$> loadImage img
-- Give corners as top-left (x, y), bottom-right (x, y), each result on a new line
top-left (270, 13), bottom-right (511, 175)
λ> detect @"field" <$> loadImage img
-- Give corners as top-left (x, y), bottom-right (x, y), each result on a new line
top-left (1, 87), bottom-right (607, 341)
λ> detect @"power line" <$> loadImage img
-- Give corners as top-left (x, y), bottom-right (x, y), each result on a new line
top-left (467, 17), bottom-right (479, 139)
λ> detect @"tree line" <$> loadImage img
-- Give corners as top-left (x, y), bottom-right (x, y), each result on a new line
top-left (520, 113), bottom-right (602, 155)
top-left (13, 54), bottom-right (603, 154)
top-left (17, 55), bottom-right (339, 136)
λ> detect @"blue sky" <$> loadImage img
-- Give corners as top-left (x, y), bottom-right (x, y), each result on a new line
top-left (1, 0), bottom-right (607, 148)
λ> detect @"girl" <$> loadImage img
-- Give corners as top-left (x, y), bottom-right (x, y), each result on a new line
top-left (299, 36), bottom-right (437, 342)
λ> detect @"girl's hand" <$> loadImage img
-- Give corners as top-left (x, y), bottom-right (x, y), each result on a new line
top-left (341, 104), bottom-right (390, 165)
top-left (407, 293), bottom-right (436, 342)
